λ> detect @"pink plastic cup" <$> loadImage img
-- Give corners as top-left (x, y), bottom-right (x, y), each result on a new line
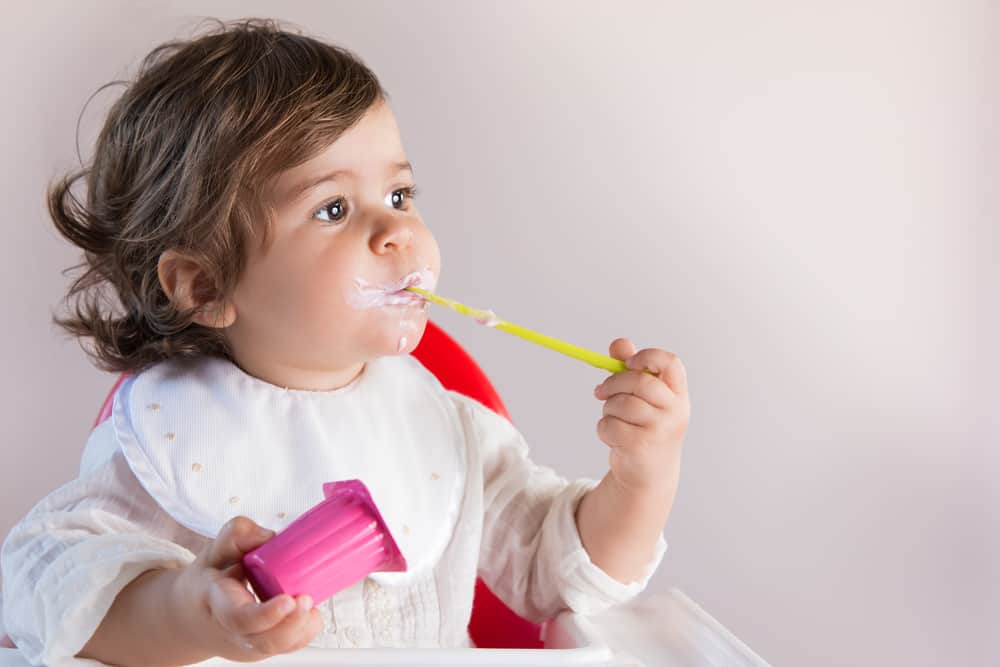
top-left (242, 480), bottom-right (406, 605)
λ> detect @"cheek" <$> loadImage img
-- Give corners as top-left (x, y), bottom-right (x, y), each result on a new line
top-left (418, 230), bottom-right (442, 275)
top-left (303, 261), bottom-right (357, 318)
top-left (231, 257), bottom-right (293, 316)
top-left (248, 245), bottom-right (354, 331)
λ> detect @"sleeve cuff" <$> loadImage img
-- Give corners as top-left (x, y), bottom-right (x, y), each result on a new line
top-left (548, 479), bottom-right (668, 616)
top-left (15, 534), bottom-right (194, 666)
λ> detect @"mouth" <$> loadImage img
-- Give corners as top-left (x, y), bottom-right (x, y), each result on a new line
top-left (350, 269), bottom-right (436, 310)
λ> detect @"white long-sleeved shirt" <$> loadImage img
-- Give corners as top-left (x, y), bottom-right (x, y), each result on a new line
top-left (1, 354), bottom-right (666, 665)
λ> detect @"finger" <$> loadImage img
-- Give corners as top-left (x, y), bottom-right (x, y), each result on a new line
top-left (277, 606), bottom-right (324, 655)
top-left (626, 349), bottom-right (688, 396)
top-left (244, 595), bottom-right (318, 656)
top-left (609, 338), bottom-right (638, 362)
top-left (597, 415), bottom-right (645, 449)
top-left (292, 616), bottom-right (324, 653)
top-left (208, 577), bottom-right (291, 635)
top-left (222, 562), bottom-right (266, 602)
top-left (199, 516), bottom-right (276, 571)
top-left (218, 562), bottom-right (264, 602)
top-left (219, 586), bottom-right (299, 637)
top-left (602, 393), bottom-right (659, 428)
top-left (595, 369), bottom-right (673, 409)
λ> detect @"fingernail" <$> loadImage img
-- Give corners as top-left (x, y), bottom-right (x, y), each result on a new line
top-left (279, 597), bottom-right (296, 614)
top-left (258, 527), bottom-right (275, 539)
top-left (298, 595), bottom-right (313, 611)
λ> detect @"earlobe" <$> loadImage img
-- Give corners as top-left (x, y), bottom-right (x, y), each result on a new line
top-left (196, 301), bottom-right (237, 329)
top-left (157, 249), bottom-right (237, 329)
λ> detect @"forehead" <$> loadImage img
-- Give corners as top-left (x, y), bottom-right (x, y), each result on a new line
top-left (270, 102), bottom-right (408, 204)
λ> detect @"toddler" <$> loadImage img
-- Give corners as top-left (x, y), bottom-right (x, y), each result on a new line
top-left (0, 18), bottom-right (690, 667)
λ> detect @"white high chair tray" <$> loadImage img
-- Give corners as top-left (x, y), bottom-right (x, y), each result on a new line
top-left (0, 588), bottom-right (768, 666)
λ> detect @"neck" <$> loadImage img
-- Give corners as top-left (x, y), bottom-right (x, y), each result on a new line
top-left (230, 355), bottom-right (367, 392)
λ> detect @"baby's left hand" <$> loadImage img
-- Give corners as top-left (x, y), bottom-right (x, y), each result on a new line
top-left (594, 338), bottom-right (690, 493)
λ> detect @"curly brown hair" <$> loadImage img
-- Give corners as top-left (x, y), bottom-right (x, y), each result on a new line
top-left (50, 17), bottom-right (386, 373)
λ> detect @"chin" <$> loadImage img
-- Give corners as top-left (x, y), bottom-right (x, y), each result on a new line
top-left (399, 317), bottom-right (427, 354)
top-left (392, 317), bottom-right (428, 355)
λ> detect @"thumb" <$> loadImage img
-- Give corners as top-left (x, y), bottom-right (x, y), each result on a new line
top-left (608, 337), bottom-right (638, 363)
top-left (197, 516), bottom-right (275, 571)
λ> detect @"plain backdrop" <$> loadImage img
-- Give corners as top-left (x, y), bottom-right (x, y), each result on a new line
top-left (1, 2), bottom-right (995, 665)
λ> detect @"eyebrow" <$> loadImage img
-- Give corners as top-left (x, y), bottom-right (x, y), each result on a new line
top-left (288, 161), bottom-right (414, 201)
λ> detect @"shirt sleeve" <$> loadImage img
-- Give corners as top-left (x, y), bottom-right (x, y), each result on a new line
top-left (451, 392), bottom-right (667, 622)
top-left (1, 421), bottom-right (201, 666)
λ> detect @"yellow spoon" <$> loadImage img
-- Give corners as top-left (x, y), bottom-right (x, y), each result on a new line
top-left (405, 286), bottom-right (629, 374)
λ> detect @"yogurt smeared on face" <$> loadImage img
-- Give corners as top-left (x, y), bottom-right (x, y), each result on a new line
top-left (349, 268), bottom-right (437, 310)
top-left (349, 268), bottom-right (437, 355)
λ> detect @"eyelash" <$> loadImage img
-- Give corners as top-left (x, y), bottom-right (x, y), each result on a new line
top-left (313, 185), bottom-right (420, 224)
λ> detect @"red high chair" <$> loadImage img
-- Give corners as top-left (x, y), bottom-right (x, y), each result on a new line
top-left (82, 320), bottom-right (544, 651)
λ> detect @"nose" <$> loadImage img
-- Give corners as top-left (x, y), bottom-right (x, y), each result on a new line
top-left (370, 213), bottom-right (415, 255)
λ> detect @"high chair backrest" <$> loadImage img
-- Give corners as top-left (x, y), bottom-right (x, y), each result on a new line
top-left (92, 320), bottom-right (544, 650)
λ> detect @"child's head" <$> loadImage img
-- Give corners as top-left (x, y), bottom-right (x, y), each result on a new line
top-left (51, 18), bottom-right (440, 389)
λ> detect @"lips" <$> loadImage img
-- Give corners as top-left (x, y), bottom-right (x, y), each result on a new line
top-left (350, 268), bottom-right (437, 310)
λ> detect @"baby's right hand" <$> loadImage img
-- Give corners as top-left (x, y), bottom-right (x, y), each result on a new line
top-left (172, 516), bottom-right (322, 661)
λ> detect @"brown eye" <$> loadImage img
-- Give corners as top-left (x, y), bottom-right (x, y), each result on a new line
top-left (315, 198), bottom-right (347, 223)
top-left (386, 186), bottom-right (418, 210)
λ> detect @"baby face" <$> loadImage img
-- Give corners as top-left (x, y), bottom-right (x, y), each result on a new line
top-left (224, 101), bottom-right (441, 390)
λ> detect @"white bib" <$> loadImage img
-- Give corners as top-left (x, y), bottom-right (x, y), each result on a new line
top-left (111, 354), bottom-right (466, 585)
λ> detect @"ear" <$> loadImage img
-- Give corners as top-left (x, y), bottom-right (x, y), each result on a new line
top-left (157, 249), bottom-right (237, 329)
